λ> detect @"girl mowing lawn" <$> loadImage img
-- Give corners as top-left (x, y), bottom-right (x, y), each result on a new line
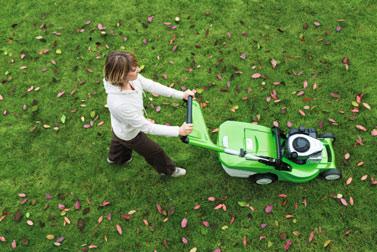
top-left (103, 51), bottom-right (195, 177)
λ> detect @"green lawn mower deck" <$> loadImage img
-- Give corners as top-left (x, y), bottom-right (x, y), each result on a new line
top-left (181, 97), bottom-right (341, 185)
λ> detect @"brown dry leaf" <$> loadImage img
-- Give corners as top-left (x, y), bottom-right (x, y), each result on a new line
top-left (357, 161), bottom-right (364, 167)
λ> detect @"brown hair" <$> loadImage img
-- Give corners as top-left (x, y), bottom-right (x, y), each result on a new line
top-left (104, 51), bottom-right (138, 86)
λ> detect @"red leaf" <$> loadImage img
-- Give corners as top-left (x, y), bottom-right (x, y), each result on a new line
top-left (12, 240), bottom-right (16, 249)
top-left (116, 224), bottom-right (122, 235)
top-left (121, 214), bottom-right (132, 221)
top-left (193, 204), bottom-right (201, 210)
top-left (279, 194), bottom-right (288, 198)
top-left (214, 204), bottom-right (223, 210)
top-left (309, 231), bottom-right (315, 242)
top-left (264, 205), bottom-right (273, 214)
top-left (74, 200), bottom-right (81, 210)
top-left (156, 203), bottom-right (164, 215)
top-left (181, 237), bottom-right (188, 245)
top-left (147, 16), bottom-right (154, 23)
top-left (371, 129), bottom-right (377, 136)
top-left (251, 73), bottom-right (262, 79)
top-left (0, 236), bottom-right (5, 242)
top-left (181, 218), bottom-right (188, 228)
top-left (208, 196), bottom-right (216, 201)
top-left (58, 204), bottom-right (65, 210)
top-left (349, 197), bottom-right (354, 206)
top-left (202, 221), bottom-right (209, 227)
top-left (284, 239), bottom-right (292, 251)
top-left (303, 80), bottom-right (308, 89)
top-left (97, 23), bottom-right (105, 30)
top-left (340, 198), bottom-right (348, 207)
top-left (101, 200), bottom-right (110, 207)
top-left (243, 235), bottom-right (247, 247)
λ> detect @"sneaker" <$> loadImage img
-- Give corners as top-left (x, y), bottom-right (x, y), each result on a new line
top-left (107, 157), bottom-right (133, 166)
top-left (171, 167), bottom-right (186, 177)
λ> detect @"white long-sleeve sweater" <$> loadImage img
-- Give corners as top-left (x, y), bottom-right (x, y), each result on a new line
top-left (104, 74), bottom-right (185, 141)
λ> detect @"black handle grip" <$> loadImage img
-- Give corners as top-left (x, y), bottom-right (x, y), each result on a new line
top-left (180, 95), bottom-right (193, 144)
top-left (273, 127), bottom-right (282, 160)
top-left (186, 95), bottom-right (193, 124)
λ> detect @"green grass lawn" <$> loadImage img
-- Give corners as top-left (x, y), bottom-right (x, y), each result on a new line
top-left (1, 0), bottom-right (377, 251)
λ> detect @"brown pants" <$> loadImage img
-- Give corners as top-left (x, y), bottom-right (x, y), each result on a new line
top-left (108, 131), bottom-right (176, 175)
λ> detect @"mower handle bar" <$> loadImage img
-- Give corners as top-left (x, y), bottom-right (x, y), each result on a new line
top-left (180, 95), bottom-right (193, 143)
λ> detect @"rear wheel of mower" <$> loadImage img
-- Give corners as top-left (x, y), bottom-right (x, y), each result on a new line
top-left (319, 133), bottom-right (336, 143)
top-left (321, 169), bottom-right (341, 181)
top-left (252, 174), bottom-right (277, 185)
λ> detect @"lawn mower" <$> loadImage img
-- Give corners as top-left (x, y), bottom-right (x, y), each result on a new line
top-left (181, 96), bottom-right (341, 184)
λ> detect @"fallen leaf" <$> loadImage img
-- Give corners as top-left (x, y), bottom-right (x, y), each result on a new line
top-left (193, 204), bottom-right (201, 210)
top-left (12, 240), bottom-right (16, 249)
top-left (340, 198), bottom-right (348, 207)
top-left (355, 125), bottom-right (367, 132)
top-left (101, 200), bottom-right (110, 207)
top-left (74, 200), bottom-right (81, 210)
top-left (264, 205), bottom-right (273, 214)
top-left (346, 177), bottom-right (353, 185)
top-left (309, 230), bottom-right (315, 242)
top-left (182, 237), bottom-right (189, 244)
top-left (362, 103), bottom-right (371, 110)
top-left (344, 153), bottom-right (350, 160)
top-left (18, 193), bottom-right (26, 198)
top-left (147, 16), bottom-right (154, 23)
top-left (271, 59), bottom-right (278, 69)
top-left (361, 175), bottom-right (368, 181)
top-left (284, 239), bottom-right (292, 251)
top-left (208, 196), bottom-right (216, 201)
top-left (371, 129), bottom-right (377, 136)
top-left (349, 197), bottom-right (354, 206)
top-left (324, 240), bottom-right (332, 248)
top-left (202, 221), bottom-right (209, 227)
top-left (46, 234), bottom-right (54, 240)
top-left (27, 220), bottom-right (33, 226)
top-left (98, 215), bottom-right (103, 224)
top-left (181, 218), bottom-right (188, 228)
top-left (116, 224), bottom-right (122, 235)
top-left (251, 73), bottom-right (262, 79)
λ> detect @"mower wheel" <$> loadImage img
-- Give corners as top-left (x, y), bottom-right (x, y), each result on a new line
top-left (319, 133), bottom-right (336, 143)
top-left (321, 169), bottom-right (341, 181)
top-left (252, 174), bottom-right (277, 185)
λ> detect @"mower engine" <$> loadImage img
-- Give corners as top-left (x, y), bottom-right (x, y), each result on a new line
top-left (285, 127), bottom-right (323, 164)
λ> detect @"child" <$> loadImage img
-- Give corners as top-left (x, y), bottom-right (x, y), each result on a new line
top-left (103, 51), bottom-right (195, 177)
